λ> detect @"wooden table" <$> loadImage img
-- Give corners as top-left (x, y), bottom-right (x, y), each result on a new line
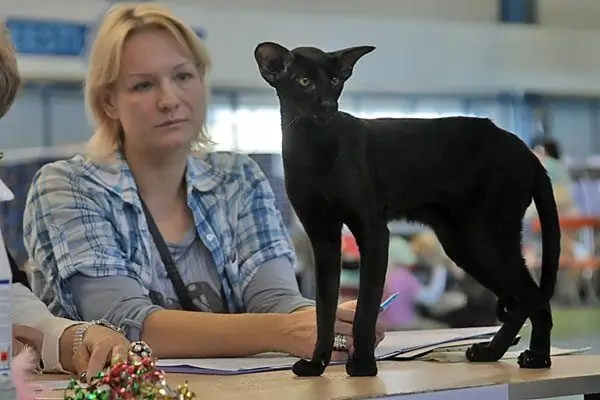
top-left (38, 355), bottom-right (600, 399)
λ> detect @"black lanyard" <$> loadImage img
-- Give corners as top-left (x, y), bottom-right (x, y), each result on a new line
top-left (139, 197), bottom-right (198, 311)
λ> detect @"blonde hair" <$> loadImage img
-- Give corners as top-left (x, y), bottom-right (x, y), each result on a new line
top-left (84, 3), bottom-right (213, 160)
top-left (0, 24), bottom-right (21, 119)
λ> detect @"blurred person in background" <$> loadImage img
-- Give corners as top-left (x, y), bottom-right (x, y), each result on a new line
top-left (530, 136), bottom-right (578, 216)
top-left (410, 230), bottom-right (498, 328)
top-left (379, 235), bottom-right (447, 330)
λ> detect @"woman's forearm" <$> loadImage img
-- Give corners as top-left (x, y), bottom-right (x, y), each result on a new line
top-left (141, 309), bottom-right (292, 358)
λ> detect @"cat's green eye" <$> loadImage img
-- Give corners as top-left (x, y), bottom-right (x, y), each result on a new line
top-left (331, 77), bottom-right (341, 85)
top-left (297, 77), bottom-right (312, 87)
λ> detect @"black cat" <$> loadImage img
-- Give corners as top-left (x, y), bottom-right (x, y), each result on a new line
top-left (253, 42), bottom-right (560, 377)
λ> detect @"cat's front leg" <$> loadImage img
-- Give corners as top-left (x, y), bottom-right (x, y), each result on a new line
top-left (291, 213), bottom-right (342, 377)
top-left (345, 220), bottom-right (390, 377)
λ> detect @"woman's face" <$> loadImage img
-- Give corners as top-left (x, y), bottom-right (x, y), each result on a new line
top-left (104, 28), bottom-right (206, 156)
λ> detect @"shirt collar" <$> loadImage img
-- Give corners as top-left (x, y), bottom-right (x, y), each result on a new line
top-left (95, 150), bottom-right (226, 205)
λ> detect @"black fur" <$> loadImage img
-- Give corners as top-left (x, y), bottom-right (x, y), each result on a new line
top-left (254, 41), bottom-right (561, 377)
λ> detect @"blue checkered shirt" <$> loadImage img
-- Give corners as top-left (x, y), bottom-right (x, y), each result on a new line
top-left (23, 151), bottom-right (296, 319)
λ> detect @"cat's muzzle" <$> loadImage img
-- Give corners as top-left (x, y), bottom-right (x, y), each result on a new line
top-left (312, 113), bottom-right (335, 123)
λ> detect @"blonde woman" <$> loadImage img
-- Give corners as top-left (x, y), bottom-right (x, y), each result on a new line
top-left (23, 3), bottom-right (385, 360)
top-left (0, 23), bottom-right (128, 381)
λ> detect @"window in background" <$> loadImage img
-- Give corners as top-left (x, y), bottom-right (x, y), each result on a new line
top-left (48, 85), bottom-right (93, 146)
top-left (545, 99), bottom-right (598, 160)
top-left (466, 98), bottom-right (512, 131)
top-left (412, 97), bottom-right (465, 118)
top-left (357, 95), bottom-right (416, 118)
top-left (235, 92), bottom-right (282, 153)
top-left (206, 92), bottom-right (235, 151)
top-left (0, 86), bottom-right (45, 150)
top-left (338, 92), bottom-right (360, 115)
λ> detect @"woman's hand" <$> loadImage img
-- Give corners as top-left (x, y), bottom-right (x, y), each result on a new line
top-left (12, 324), bottom-right (43, 360)
top-left (63, 325), bottom-right (129, 381)
top-left (336, 301), bottom-right (386, 357)
top-left (282, 301), bottom-right (386, 360)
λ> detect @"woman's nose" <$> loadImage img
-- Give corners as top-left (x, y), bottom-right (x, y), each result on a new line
top-left (157, 82), bottom-right (180, 111)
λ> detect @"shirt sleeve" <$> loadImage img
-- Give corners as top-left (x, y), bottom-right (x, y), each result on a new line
top-left (22, 162), bottom-right (148, 320)
top-left (68, 274), bottom-right (162, 341)
top-left (236, 156), bottom-right (298, 288)
top-left (11, 283), bottom-right (80, 373)
top-left (242, 256), bottom-right (315, 313)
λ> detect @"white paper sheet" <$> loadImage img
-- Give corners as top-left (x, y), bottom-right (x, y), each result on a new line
top-left (155, 325), bottom-right (503, 374)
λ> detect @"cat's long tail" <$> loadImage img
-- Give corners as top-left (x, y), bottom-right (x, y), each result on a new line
top-left (531, 160), bottom-right (561, 304)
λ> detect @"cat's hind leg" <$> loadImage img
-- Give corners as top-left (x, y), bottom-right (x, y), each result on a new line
top-left (471, 204), bottom-right (553, 369)
top-left (461, 231), bottom-right (552, 368)
top-left (516, 267), bottom-right (553, 369)
top-left (430, 221), bottom-right (514, 362)
top-left (458, 219), bottom-right (529, 363)
top-left (291, 214), bottom-right (343, 377)
top-left (469, 260), bottom-right (552, 368)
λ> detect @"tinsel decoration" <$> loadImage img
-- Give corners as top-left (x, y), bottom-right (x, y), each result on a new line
top-left (63, 342), bottom-right (195, 400)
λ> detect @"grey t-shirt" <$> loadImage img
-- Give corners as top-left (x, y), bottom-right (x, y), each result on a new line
top-left (148, 228), bottom-right (227, 313)
top-left (69, 229), bottom-right (315, 340)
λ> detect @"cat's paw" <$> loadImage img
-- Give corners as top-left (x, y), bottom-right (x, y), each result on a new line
top-left (517, 350), bottom-right (551, 369)
top-left (465, 343), bottom-right (502, 362)
top-left (292, 359), bottom-right (326, 377)
top-left (345, 356), bottom-right (378, 377)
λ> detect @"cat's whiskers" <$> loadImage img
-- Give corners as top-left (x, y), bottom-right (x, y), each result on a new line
top-left (281, 114), bottom-right (301, 131)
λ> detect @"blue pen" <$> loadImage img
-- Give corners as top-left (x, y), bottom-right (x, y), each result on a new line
top-left (379, 292), bottom-right (400, 314)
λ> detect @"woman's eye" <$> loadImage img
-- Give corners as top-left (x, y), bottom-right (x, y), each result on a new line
top-left (132, 81), bottom-right (152, 92)
top-left (175, 72), bottom-right (193, 82)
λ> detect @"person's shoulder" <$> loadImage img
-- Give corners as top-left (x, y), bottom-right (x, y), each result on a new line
top-left (31, 154), bottom-right (81, 187)
top-left (32, 153), bottom-right (121, 194)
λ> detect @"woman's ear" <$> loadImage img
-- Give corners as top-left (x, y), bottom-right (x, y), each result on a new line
top-left (101, 90), bottom-right (119, 120)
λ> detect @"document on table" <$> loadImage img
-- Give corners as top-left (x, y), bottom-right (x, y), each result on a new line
top-left (156, 325), bottom-right (505, 375)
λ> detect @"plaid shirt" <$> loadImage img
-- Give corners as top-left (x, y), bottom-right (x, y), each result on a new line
top-left (23, 150), bottom-right (296, 319)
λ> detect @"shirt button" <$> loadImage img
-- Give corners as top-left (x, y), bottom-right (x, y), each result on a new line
top-left (206, 234), bottom-right (215, 241)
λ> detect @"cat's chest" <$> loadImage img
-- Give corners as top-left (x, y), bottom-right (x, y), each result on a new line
top-left (282, 148), bottom-right (337, 180)
top-left (282, 128), bottom-right (346, 174)
top-left (282, 147), bottom-right (365, 202)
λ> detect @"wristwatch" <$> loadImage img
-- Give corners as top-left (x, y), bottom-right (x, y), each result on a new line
top-left (72, 319), bottom-right (125, 356)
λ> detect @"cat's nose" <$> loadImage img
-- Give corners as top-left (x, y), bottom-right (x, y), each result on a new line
top-left (320, 99), bottom-right (338, 113)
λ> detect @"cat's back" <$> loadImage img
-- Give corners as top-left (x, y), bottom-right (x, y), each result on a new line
top-left (362, 115), bottom-right (495, 137)
top-left (360, 115), bottom-right (522, 152)
top-left (358, 114), bottom-right (529, 182)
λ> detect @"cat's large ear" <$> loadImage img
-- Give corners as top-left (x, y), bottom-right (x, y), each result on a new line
top-left (331, 46), bottom-right (375, 78)
top-left (254, 42), bottom-right (291, 84)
